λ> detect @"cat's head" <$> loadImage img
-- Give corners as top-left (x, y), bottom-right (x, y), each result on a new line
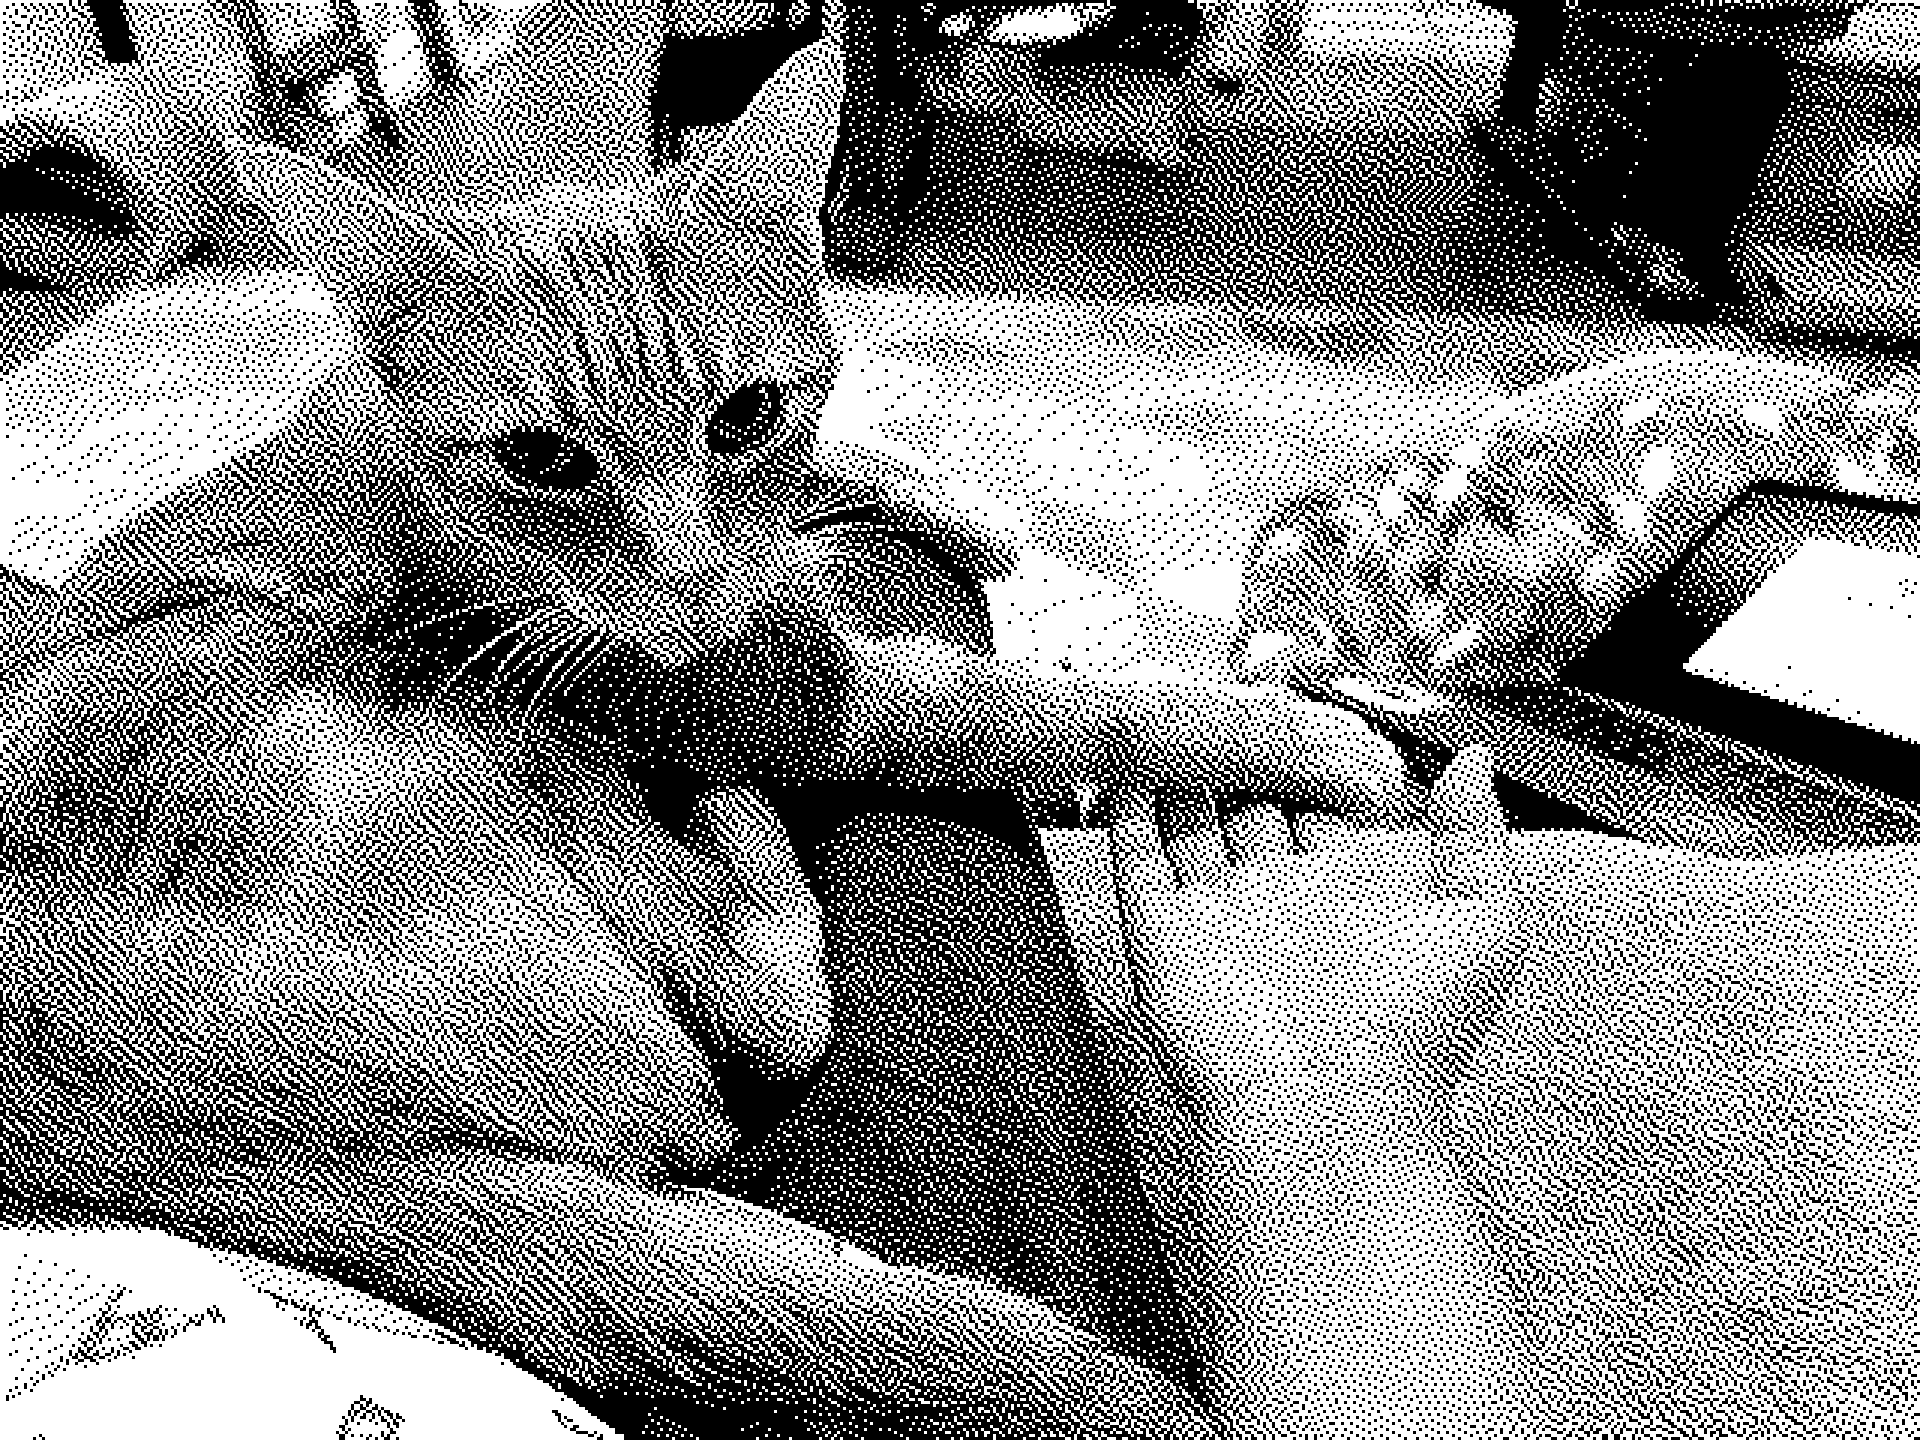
top-left (234, 43), bottom-right (845, 666)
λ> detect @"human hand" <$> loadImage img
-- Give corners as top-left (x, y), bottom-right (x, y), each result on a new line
top-left (1110, 744), bottom-right (1524, 1124)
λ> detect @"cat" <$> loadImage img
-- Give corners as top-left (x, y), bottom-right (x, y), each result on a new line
top-left (209, 46), bottom-right (1403, 820)
top-left (0, 37), bottom-right (1406, 1440)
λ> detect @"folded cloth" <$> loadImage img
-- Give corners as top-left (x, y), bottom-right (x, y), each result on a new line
top-left (1231, 347), bottom-right (1912, 693)
top-left (4, 1217), bottom-right (618, 1438)
top-left (0, 66), bottom-right (236, 291)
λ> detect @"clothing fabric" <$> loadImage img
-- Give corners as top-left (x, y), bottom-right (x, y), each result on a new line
top-left (610, 506), bottom-right (1201, 1437)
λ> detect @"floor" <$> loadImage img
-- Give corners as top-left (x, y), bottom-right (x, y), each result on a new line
top-left (346, 0), bottom-right (1648, 327)
top-left (875, 0), bottom-right (1913, 374)
top-left (3, 0), bottom-right (1901, 376)
top-left (895, 0), bottom-right (1617, 317)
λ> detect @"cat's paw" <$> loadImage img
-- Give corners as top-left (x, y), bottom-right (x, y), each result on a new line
top-left (1118, 673), bottom-right (1416, 825)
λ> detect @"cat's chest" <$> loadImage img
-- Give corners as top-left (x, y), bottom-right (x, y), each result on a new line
top-left (233, 688), bottom-right (714, 981)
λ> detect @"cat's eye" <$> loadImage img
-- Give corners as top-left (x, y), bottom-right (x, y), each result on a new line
top-left (490, 427), bottom-right (599, 497)
top-left (706, 381), bottom-right (785, 457)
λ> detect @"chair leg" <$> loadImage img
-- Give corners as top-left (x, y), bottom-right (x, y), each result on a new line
top-left (1496, 0), bottom-right (1566, 128)
top-left (824, 0), bottom-right (936, 276)
top-left (1613, 40), bottom-right (1791, 301)
top-left (649, 81), bottom-right (683, 169)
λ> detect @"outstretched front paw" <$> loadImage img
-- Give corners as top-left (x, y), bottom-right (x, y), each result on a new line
top-left (1123, 675), bottom-right (1416, 827)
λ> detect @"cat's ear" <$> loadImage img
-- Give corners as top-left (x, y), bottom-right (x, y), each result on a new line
top-left (679, 40), bottom-right (844, 227)
top-left (231, 141), bottom-right (489, 351)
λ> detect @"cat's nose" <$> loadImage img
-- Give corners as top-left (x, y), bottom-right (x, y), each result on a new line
top-left (645, 493), bottom-right (734, 599)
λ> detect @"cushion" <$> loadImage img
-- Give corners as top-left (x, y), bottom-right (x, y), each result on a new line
top-left (1231, 346), bottom-right (1916, 692)
top-left (0, 67), bottom-right (240, 290)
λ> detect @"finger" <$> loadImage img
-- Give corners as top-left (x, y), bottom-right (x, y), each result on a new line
top-left (1427, 745), bottom-right (1515, 901)
top-left (1110, 787), bottom-right (1177, 925)
top-left (1221, 798), bottom-right (1295, 866)
top-left (1160, 788), bottom-right (1229, 889)
top-left (1429, 743), bottom-right (1509, 835)
top-left (688, 786), bottom-right (816, 916)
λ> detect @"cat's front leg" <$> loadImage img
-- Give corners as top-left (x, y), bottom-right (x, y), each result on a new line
top-left (838, 634), bottom-right (1414, 822)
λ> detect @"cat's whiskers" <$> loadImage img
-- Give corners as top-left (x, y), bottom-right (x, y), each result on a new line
top-left (479, 607), bottom-right (580, 716)
top-left (377, 587), bottom-right (561, 649)
top-left (657, 602), bottom-right (709, 663)
top-left (515, 614), bottom-right (606, 738)
top-left (426, 604), bottom-right (568, 715)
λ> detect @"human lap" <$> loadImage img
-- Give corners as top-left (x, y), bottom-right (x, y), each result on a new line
top-left (1452, 833), bottom-right (1920, 1440)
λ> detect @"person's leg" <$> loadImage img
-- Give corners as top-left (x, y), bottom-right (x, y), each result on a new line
top-left (713, 514), bottom-right (1200, 1394)
top-left (722, 787), bottom-right (1198, 1386)
top-left (604, 508), bottom-right (1197, 1440)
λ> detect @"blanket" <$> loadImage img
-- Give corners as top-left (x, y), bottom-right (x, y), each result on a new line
top-left (1232, 346), bottom-right (1920, 692)
top-left (4, 1217), bottom-right (616, 1438)
top-left (1455, 834), bottom-right (1920, 1440)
